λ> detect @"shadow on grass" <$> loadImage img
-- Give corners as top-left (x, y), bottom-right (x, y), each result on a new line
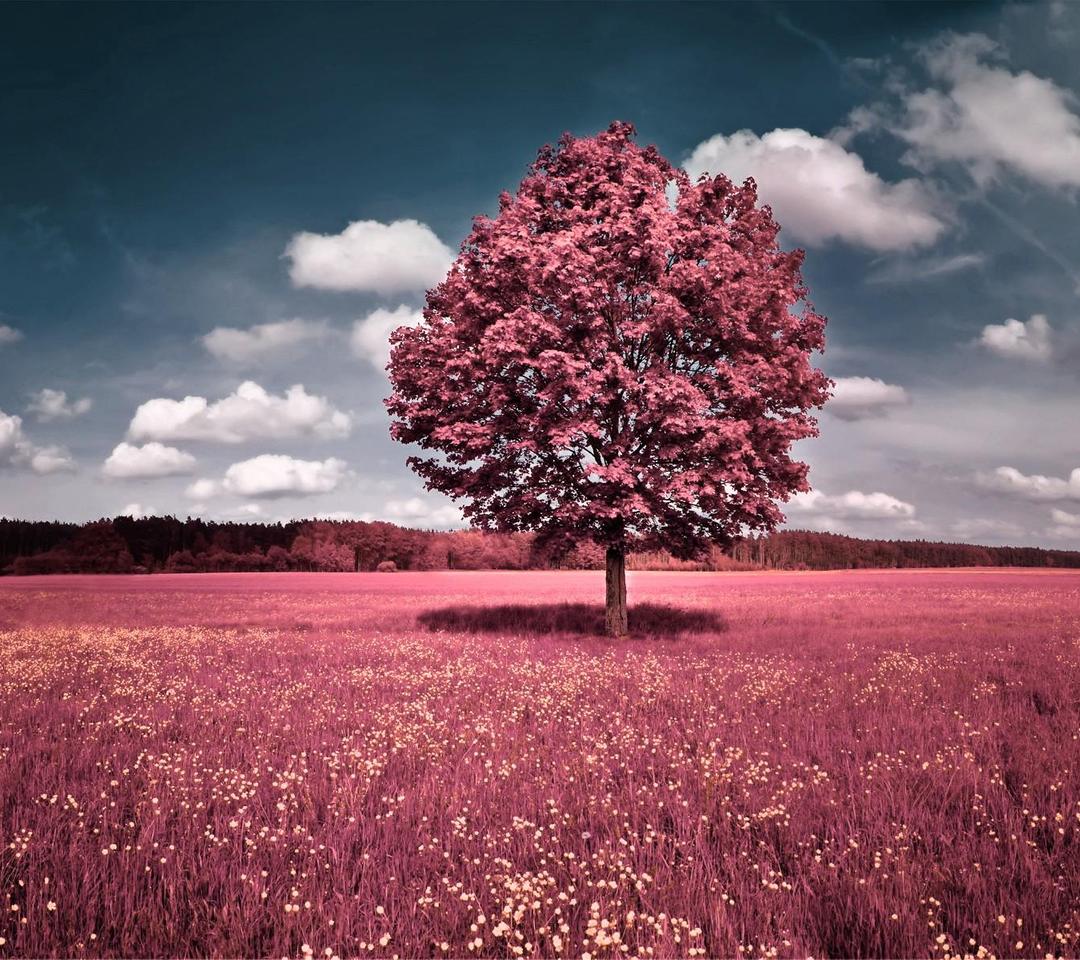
top-left (417, 602), bottom-right (727, 638)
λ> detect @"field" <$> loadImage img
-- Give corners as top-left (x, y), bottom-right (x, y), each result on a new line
top-left (1, 570), bottom-right (1079, 960)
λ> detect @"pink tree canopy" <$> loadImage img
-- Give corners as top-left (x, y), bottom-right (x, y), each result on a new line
top-left (387, 121), bottom-right (829, 578)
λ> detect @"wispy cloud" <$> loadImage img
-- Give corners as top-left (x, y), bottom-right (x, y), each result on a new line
top-left (866, 252), bottom-right (985, 284)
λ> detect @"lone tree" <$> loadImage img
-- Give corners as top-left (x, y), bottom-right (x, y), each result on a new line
top-left (387, 122), bottom-right (829, 636)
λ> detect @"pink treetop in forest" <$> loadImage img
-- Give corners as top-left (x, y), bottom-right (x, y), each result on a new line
top-left (387, 122), bottom-right (829, 634)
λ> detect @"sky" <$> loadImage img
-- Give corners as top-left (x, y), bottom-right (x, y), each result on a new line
top-left (2, 1), bottom-right (1080, 547)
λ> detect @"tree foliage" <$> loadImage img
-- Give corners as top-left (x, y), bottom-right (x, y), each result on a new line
top-left (387, 122), bottom-right (830, 559)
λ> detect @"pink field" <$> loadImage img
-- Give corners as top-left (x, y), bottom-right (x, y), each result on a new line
top-left (1, 570), bottom-right (1078, 959)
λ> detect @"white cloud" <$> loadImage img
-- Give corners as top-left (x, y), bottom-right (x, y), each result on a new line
top-left (222, 454), bottom-right (348, 498)
top-left (351, 305), bottom-right (423, 371)
top-left (27, 388), bottom-right (92, 421)
top-left (127, 381), bottom-right (351, 445)
top-left (184, 478), bottom-right (221, 500)
top-left (1050, 507), bottom-right (1080, 526)
top-left (828, 376), bottom-right (910, 421)
top-left (897, 33), bottom-right (1080, 189)
top-left (284, 218), bottom-right (454, 294)
top-left (979, 314), bottom-right (1052, 362)
top-left (0, 324), bottom-right (22, 347)
top-left (119, 503), bottom-right (156, 519)
top-left (1046, 507), bottom-right (1080, 541)
top-left (975, 465), bottom-right (1080, 501)
top-left (383, 496), bottom-right (463, 529)
top-left (28, 446), bottom-right (76, 475)
top-left (0, 412), bottom-right (27, 465)
top-left (788, 489), bottom-right (917, 520)
top-left (683, 128), bottom-right (946, 251)
top-left (103, 442), bottom-right (197, 480)
top-left (0, 409), bottom-right (76, 474)
top-left (202, 318), bottom-right (328, 363)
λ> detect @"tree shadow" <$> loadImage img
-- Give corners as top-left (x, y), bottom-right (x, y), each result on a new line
top-left (416, 602), bottom-right (727, 638)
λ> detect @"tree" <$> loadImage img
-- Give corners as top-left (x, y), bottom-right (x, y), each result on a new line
top-left (400, 122), bottom-right (828, 633)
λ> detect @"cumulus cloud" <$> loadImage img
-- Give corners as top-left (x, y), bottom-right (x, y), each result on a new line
top-left (787, 489), bottom-right (917, 520)
top-left (103, 442), bottom-right (197, 480)
top-left (896, 33), bottom-right (1080, 189)
top-left (1051, 507), bottom-right (1080, 526)
top-left (0, 412), bottom-right (23, 460)
top-left (1046, 507), bottom-right (1080, 540)
top-left (222, 454), bottom-right (348, 498)
top-left (979, 314), bottom-right (1053, 362)
top-left (184, 478), bottom-right (221, 500)
top-left (127, 381), bottom-right (351, 445)
top-left (119, 503), bottom-right (157, 519)
top-left (828, 376), bottom-right (910, 421)
top-left (351, 305), bottom-right (423, 371)
top-left (383, 496), bottom-right (464, 529)
top-left (683, 128), bottom-right (946, 251)
top-left (202, 318), bottom-right (329, 363)
top-left (975, 465), bottom-right (1080, 501)
top-left (27, 388), bottom-right (92, 421)
top-left (0, 324), bottom-right (22, 347)
top-left (0, 409), bottom-right (76, 474)
top-left (28, 446), bottom-right (76, 475)
top-left (284, 218), bottom-right (454, 294)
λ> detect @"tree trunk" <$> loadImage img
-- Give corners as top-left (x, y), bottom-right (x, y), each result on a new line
top-left (605, 546), bottom-right (628, 637)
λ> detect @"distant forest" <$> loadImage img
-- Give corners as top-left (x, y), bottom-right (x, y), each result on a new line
top-left (2, 516), bottom-right (1078, 575)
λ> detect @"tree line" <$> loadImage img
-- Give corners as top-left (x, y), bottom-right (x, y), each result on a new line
top-left (1, 516), bottom-right (1077, 575)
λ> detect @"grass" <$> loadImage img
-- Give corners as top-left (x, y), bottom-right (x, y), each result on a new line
top-left (0, 569), bottom-right (1078, 958)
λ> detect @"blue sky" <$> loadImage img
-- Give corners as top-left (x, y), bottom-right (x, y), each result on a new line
top-left (2, 1), bottom-right (1080, 547)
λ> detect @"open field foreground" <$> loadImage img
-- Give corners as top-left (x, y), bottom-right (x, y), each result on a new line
top-left (1, 570), bottom-right (1079, 960)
